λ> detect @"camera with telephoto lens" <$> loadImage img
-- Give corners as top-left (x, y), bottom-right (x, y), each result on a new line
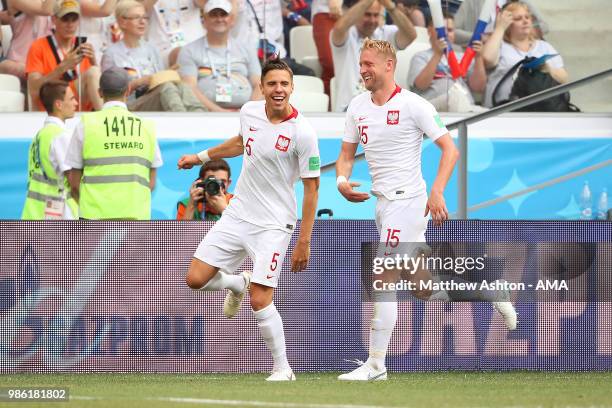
top-left (196, 176), bottom-right (225, 196)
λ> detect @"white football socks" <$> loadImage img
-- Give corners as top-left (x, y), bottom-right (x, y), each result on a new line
top-left (253, 303), bottom-right (290, 372)
top-left (199, 271), bottom-right (246, 294)
top-left (367, 291), bottom-right (397, 371)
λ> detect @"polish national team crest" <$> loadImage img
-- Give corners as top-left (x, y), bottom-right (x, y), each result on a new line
top-left (387, 110), bottom-right (400, 125)
top-left (275, 135), bottom-right (291, 152)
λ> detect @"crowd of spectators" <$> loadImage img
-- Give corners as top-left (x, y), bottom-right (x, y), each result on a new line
top-left (0, 0), bottom-right (566, 113)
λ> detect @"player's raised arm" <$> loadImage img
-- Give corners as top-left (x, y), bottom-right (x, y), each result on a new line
top-left (177, 135), bottom-right (245, 169)
top-left (426, 133), bottom-right (459, 225)
top-left (292, 177), bottom-right (320, 272)
top-left (336, 141), bottom-right (371, 202)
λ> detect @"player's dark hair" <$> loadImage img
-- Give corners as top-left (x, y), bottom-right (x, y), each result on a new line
top-left (200, 159), bottom-right (231, 180)
top-left (39, 81), bottom-right (69, 114)
top-left (261, 58), bottom-right (293, 82)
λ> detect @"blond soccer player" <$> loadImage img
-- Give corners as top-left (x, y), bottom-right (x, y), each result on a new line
top-left (336, 39), bottom-right (517, 381)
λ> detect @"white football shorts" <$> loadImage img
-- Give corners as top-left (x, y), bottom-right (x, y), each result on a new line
top-left (375, 192), bottom-right (429, 257)
top-left (194, 212), bottom-right (292, 288)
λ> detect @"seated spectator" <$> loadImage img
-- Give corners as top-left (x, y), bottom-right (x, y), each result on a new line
top-left (79, 0), bottom-right (120, 62)
top-left (176, 159), bottom-right (233, 221)
top-left (21, 81), bottom-right (78, 220)
top-left (0, 0), bottom-right (54, 81)
top-left (311, 0), bottom-right (343, 95)
top-left (407, 13), bottom-right (486, 112)
top-left (481, 1), bottom-right (567, 108)
top-left (142, 0), bottom-right (206, 67)
top-left (179, 0), bottom-right (262, 112)
top-left (26, 0), bottom-right (103, 111)
top-left (102, 0), bottom-right (205, 111)
top-left (454, 0), bottom-right (548, 47)
top-left (331, 0), bottom-right (416, 111)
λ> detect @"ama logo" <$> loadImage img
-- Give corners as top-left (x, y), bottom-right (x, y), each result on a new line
top-left (387, 110), bottom-right (400, 125)
top-left (275, 135), bottom-right (291, 152)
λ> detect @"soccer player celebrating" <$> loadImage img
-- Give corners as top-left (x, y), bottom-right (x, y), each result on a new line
top-left (178, 59), bottom-right (320, 381)
top-left (336, 39), bottom-right (516, 381)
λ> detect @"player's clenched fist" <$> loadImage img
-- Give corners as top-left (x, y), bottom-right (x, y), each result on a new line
top-left (425, 190), bottom-right (449, 226)
top-left (291, 240), bottom-right (310, 272)
top-left (177, 154), bottom-right (202, 169)
top-left (338, 181), bottom-right (371, 203)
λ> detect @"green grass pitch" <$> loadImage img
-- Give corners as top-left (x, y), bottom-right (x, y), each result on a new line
top-left (1, 372), bottom-right (611, 408)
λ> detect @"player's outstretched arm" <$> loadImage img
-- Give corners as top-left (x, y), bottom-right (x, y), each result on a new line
top-left (177, 135), bottom-right (244, 169)
top-left (291, 177), bottom-right (320, 273)
top-left (426, 133), bottom-right (459, 225)
top-left (336, 141), bottom-right (370, 202)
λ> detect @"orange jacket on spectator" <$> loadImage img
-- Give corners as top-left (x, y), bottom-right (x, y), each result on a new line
top-left (26, 36), bottom-right (93, 111)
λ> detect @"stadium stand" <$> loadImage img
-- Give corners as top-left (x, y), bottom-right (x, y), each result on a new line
top-left (292, 74), bottom-right (325, 93)
top-left (289, 25), bottom-right (322, 77)
top-left (329, 76), bottom-right (338, 112)
top-left (539, 0), bottom-right (612, 112)
top-left (0, 89), bottom-right (24, 112)
top-left (0, 72), bottom-right (19, 91)
top-left (1, 24), bottom-right (11, 57)
top-left (289, 91), bottom-right (329, 111)
top-left (394, 41), bottom-right (430, 89)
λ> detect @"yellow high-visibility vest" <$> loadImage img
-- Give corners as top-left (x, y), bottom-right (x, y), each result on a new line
top-left (21, 121), bottom-right (78, 219)
top-left (79, 105), bottom-right (156, 220)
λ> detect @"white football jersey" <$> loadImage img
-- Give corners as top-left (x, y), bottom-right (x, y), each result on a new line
top-left (223, 100), bottom-right (321, 232)
top-left (343, 86), bottom-right (448, 200)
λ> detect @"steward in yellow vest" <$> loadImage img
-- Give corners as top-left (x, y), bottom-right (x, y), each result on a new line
top-left (66, 67), bottom-right (162, 220)
top-left (22, 81), bottom-right (79, 220)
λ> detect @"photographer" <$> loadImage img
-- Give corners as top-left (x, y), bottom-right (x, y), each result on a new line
top-left (176, 159), bottom-right (233, 221)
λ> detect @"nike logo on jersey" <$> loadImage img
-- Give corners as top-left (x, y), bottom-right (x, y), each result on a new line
top-left (387, 110), bottom-right (399, 125)
top-left (266, 274), bottom-right (275, 280)
top-left (249, 126), bottom-right (258, 131)
top-left (358, 116), bottom-right (367, 122)
top-left (275, 135), bottom-right (291, 152)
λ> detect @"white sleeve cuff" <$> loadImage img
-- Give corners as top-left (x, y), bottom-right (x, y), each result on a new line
top-left (196, 149), bottom-right (211, 164)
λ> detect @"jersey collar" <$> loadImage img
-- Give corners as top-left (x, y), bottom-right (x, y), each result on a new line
top-left (281, 105), bottom-right (298, 122)
top-left (44, 115), bottom-right (65, 128)
top-left (265, 104), bottom-right (299, 123)
top-left (103, 101), bottom-right (128, 110)
top-left (386, 84), bottom-right (402, 103)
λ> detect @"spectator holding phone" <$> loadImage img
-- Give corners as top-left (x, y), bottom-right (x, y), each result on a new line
top-left (26, 0), bottom-right (103, 111)
top-left (176, 159), bottom-right (233, 221)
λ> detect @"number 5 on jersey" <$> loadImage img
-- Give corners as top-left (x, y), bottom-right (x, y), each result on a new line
top-left (358, 125), bottom-right (368, 145)
top-left (245, 137), bottom-right (254, 156)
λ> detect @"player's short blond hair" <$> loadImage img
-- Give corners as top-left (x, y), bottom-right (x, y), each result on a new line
top-left (361, 39), bottom-right (397, 64)
top-left (115, 0), bottom-right (144, 20)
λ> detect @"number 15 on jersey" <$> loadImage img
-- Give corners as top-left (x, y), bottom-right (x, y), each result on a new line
top-left (358, 125), bottom-right (368, 145)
